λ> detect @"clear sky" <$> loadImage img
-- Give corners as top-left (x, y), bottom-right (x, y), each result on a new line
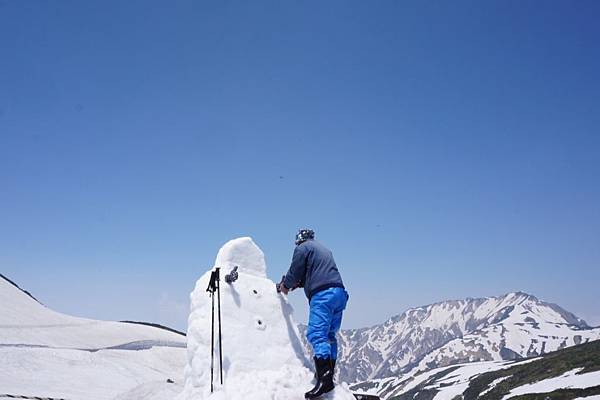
top-left (1, 1), bottom-right (599, 330)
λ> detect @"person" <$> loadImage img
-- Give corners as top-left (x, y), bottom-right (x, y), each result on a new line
top-left (278, 229), bottom-right (349, 399)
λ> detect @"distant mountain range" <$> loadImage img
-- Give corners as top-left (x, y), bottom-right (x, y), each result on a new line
top-left (301, 292), bottom-right (600, 385)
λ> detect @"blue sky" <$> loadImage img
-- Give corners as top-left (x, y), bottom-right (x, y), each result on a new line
top-left (1, 1), bottom-right (599, 330)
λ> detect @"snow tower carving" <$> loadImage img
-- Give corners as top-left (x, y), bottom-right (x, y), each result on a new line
top-left (178, 237), bottom-right (355, 400)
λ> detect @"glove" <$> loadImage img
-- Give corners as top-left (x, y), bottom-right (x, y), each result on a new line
top-left (276, 275), bottom-right (289, 295)
top-left (225, 266), bottom-right (239, 284)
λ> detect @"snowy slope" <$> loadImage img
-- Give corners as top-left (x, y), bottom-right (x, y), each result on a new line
top-left (0, 274), bottom-right (186, 400)
top-left (350, 359), bottom-right (528, 399)
top-left (0, 274), bottom-right (185, 349)
top-left (352, 339), bottom-right (600, 399)
top-left (502, 368), bottom-right (600, 399)
top-left (321, 292), bottom-right (600, 383)
top-left (0, 345), bottom-right (184, 400)
top-left (353, 359), bottom-right (600, 400)
top-left (178, 237), bottom-right (356, 400)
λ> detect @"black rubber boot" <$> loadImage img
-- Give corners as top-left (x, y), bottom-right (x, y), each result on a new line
top-left (305, 357), bottom-right (335, 399)
top-left (314, 358), bottom-right (336, 379)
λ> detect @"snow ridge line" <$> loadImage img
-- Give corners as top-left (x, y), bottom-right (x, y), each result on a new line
top-left (0, 340), bottom-right (186, 352)
top-left (0, 274), bottom-right (40, 304)
top-left (0, 395), bottom-right (66, 400)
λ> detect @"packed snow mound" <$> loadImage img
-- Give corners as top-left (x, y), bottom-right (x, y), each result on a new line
top-left (179, 237), bottom-right (355, 400)
top-left (214, 237), bottom-right (266, 277)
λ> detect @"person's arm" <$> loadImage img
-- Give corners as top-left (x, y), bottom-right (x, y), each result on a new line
top-left (282, 245), bottom-right (308, 292)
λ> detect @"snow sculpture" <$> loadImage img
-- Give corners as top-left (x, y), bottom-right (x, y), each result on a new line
top-left (178, 237), bottom-right (355, 400)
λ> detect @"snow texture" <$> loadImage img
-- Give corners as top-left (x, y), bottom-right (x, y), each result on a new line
top-left (503, 368), bottom-right (600, 399)
top-left (214, 237), bottom-right (267, 278)
top-left (178, 237), bottom-right (355, 400)
top-left (354, 358), bottom-right (541, 399)
top-left (479, 375), bottom-right (512, 397)
top-left (0, 274), bottom-right (186, 400)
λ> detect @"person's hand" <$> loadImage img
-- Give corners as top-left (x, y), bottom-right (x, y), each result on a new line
top-left (276, 276), bottom-right (290, 295)
top-left (280, 284), bottom-right (289, 295)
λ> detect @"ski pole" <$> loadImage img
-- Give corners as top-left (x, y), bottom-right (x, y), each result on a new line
top-left (217, 268), bottom-right (223, 385)
top-left (207, 268), bottom-right (219, 393)
top-left (210, 285), bottom-right (215, 392)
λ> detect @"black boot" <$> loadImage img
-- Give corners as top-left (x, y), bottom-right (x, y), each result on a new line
top-left (305, 357), bottom-right (334, 399)
top-left (313, 358), bottom-right (336, 379)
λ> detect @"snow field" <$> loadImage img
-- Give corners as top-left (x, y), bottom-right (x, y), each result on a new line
top-left (502, 368), bottom-right (600, 399)
top-left (0, 345), bottom-right (185, 400)
top-left (0, 270), bottom-right (187, 400)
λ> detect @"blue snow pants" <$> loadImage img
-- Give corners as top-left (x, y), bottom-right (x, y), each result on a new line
top-left (306, 287), bottom-right (349, 360)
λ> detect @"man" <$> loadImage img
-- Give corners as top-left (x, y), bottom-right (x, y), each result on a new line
top-left (278, 229), bottom-right (349, 399)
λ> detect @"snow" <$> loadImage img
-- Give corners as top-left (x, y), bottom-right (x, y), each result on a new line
top-left (178, 237), bottom-right (355, 400)
top-left (0, 237), bottom-right (355, 400)
top-left (0, 274), bottom-right (187, 400)
top-left (343, 289), bottom-right (600, 389)
top-left (479, 375), bottom-right (511, 396)
top-left (214, 236), bottom-right (267, 278)
top-left (368, 357), bottom-right (544, 400)
top-left (0, 346), bottom-right (185, 400)
top-left (502, 368), bottom-right (600, 399)
top-left (412, 297), bottom-right (600, 377)
top-left (429, 362), bottom-right (512, 400)
top-left (0, 276), bottom-right (183, 349)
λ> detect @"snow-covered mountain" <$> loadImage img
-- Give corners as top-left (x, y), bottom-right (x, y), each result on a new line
top-left (302, 292), bottom-right (600, 384)
top-left (352, 339), bottom-right (600, 399)
top-left (0, 273), bottom-right (186, 400)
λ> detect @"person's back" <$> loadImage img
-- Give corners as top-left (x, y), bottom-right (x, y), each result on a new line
top-left (287, 239), bottom-right (344, 300)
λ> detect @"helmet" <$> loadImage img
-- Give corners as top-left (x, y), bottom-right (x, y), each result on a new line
top-left (295, 229), bottom-right (315, 245)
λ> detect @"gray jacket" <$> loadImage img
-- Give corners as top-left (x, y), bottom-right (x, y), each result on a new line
top-left (283, 239), bottom-right (345, 300)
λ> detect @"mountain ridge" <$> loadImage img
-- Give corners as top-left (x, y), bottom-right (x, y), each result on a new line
top-left (0, 273), bottom-right (40, 303)
top-left (300, 291), bottom-right (600, 384)
top-left (373, 340), bottom-right (600, 400)
top-left (380, 291), bottom-right (588, 327)
top-left (0, 273), bottom-right (187, 339)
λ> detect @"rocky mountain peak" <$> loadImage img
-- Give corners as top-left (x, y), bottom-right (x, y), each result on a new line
top-left (301, 292), bottom-right (599, 384)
